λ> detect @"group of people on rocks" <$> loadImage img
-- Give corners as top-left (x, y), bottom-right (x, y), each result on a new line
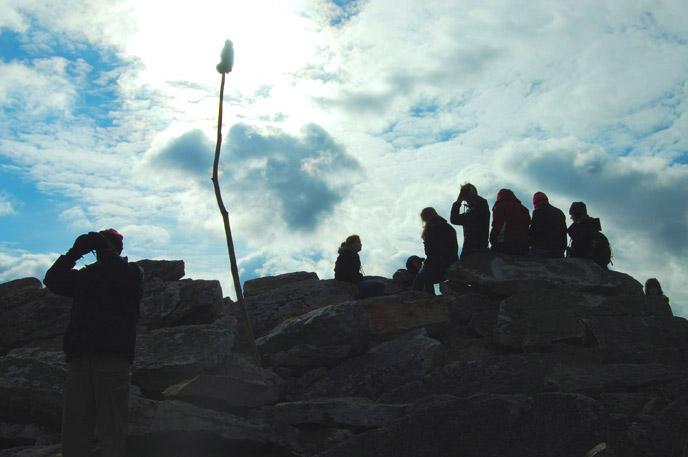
top-left (335, 182), bottom-right (618, 297)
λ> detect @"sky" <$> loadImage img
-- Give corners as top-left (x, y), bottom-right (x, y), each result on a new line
top-left (0, 0), bottom-right (687, 317)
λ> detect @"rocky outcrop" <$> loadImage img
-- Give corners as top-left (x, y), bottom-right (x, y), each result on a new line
top-left (0, 279), bottom-right (70, 354)
top-left (1, 254), bottom-right (687, 456)
top-left (139, 278), bottom-right (224, 329)
top-left (244, 278), bottom-right (358, 337)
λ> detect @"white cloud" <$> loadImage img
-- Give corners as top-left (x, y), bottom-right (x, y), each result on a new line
top-left (0, 193), bottom-right (15, 215)
top-left (1, 0), bottom-right (687, 318)
top-left (0, 248), bottom-right (56, 283)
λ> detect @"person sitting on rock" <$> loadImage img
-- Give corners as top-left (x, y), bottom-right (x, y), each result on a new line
top-left (43, 229), bottom-right (143, 457)
top-left (334, 234), bottom-right (384, 298)
top-left (566, 201), bottom-right (602, 259)
top-left (413, 207), bottom-right (459, 295)
top-left (645, 278), bottom-right (670, 305)
top-left (450, 182), bottom-right (490, 258)
top-left (528, 191), bottom-right (567, 258)
top-left (490, 189), bottom-right (530, 255)
top-left (393, 255), bottom-right (425, 287)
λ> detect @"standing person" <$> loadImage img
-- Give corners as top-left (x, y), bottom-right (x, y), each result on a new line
top-left (645, 278), bottom-right (670, 305)
top-left (43, 230), bottom-right (143, 457)
top-left (490, 189), bottom-right (530, 255)
top-left (450, 182), bottom-right (490, 258)
top-left (413, 207), bottom-right (459, 295)
top-left (529, 191), bottom-right (567, 258)
top-left (334, 234), bottom-right (384, 298)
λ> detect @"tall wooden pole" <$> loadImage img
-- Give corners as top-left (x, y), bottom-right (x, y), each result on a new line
top-left (211, 72), bottom-right (259, 363)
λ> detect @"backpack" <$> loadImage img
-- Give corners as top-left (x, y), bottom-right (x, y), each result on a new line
top-left (591, 231), bottom-right (612, 269)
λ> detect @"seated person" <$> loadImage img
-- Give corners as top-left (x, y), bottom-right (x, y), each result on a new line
top-left (393, 255), bottom-right (425, 287)
top-left (334, 234), bottom-right (384, 298)
top-left (645, 278), bottom-right (670, 305)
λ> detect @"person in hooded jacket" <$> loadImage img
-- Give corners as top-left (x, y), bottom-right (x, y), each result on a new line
top-left (644, 278), bottom-right (670, 306)
top-left (529, 191), bottom-right (567, 258)
top-left (413, 207), bottom-right (459, 295)
top-left (334, 234), bottom-right (384, 298)
top-left (566, 202), bottom-right (602, 259)
top-left (450, 182), bottom-right (490, 258)
top-left (490, 189), bottom-right (530, 255)
top-left (43, 229), bottom-right (143, 457)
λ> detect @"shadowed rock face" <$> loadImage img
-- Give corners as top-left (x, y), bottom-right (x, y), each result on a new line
top-left (1, 254), bottom-right (687, 457)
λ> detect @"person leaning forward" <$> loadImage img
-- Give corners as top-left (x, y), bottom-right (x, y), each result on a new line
top-left (450, 182), bottom-right (490, 258)
top-left (44, 229), bottom-right (143, 457)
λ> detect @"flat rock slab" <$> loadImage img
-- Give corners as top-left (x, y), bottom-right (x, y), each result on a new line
top-left (128, 397), bottom-right (301, 457)
top-left (319, 393), bottom-right (609, 457)
top-left (0, 278), bottom-right (71, 354)
top-left (245, 279), bottom-right (358, 337)
top-left (139, 278), bottom-right (224, 329)
top-left (0, 445), bottom-right (61, 457)
top-left (163, 374), bottom-right (284, 409)
top-left (545, 363), bottom-right (688, 395)
top-left (135, 259), bottom-right (185, 281)
top-left (301, 329), bottom-right (443, 401)
top-left (380, 354), bottom-right (552, 404)
top-left (0, 349), bottom-right (66, 428)
top-left (446, 253), bottom-right (643, 296)
top-left (244, 272), bottom-right (319, 297)
top-left (257, 397), bottom-right (408, 429)
top-left (133, 322), bottom-right (236, 392)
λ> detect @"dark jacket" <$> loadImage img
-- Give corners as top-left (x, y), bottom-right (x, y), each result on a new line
top-left (567, 216), bottom-right (602, 259)
top-left (450, 195), bottom-right (490, 257)
top-left (423, 215), bottom-right (459, 272)
top-left (334, 247), bottom-right (364, 283)
top-left (529, 202), bottom-right (567, 254)
top-left (44, 253), bottom-right (143, 362)
top-left (490, 189), bottom-right (531, 255)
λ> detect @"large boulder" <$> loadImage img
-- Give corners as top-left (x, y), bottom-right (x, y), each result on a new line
top-left (163, 374), bottom-right (284, 410)
top-left (0, 278), bottom-right (71, 354)
top-left (319, 393), bottom-right (610, 457)
top-left (0, 422), bottom-right (59, 448)
top-left (544, 363), bottom-right (688, 395)
top-left (257, 397), bottom-right (408, 429)
top-left (257, 293), bottom-right (450, 372)
top-left (135, 260), bottom-right (185, 281)
top-left (627, 396), bottom-right (688, 457)
top-left (0, 445), bottom-right (61, 457)
top-left (300, 329), bottom-right (443, 401)
top-left (128, 395), bottom-right (301, 457)
top-left (244, 272), bottom-right (319, 297)
top-left (379, 353), bottom-right (552, 403)
top-left (0, 348), bottom-right (66, 428)
top-left (244, 279), bottom-right (358, 337)
top-left (139, 278), bottom-right (224, 329)
top-left (133, 321), bottom-right (236, 392)
top-left (446, 253), bottom-right (643, 297)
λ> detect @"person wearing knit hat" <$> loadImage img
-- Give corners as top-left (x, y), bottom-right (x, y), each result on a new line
top-left (566, 201), bottom-right (603, 260)
top-left (529, 192), bottom-right (567, 258)
top-left (44, 230), bottom-right (143, 457)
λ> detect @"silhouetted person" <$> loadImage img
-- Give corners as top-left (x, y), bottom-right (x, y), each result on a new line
top-left (529, 191), bottom-right (567, 258)
top-left (490, 189), bottom-right (530, 255)
top-left (450, 182), bottom-right (490, 258)
top-left (393, 255), bottom-right (425, 287)
top-left (413, 207), bottom-right (458, 295)
top-left (566, 201), bottom-right (602, 260)
top-left (43, 229), bottom-right (143, 457)
top-left (645, 278), bottom-right (670, 305)
top-left (334, 234), bottom-right (384, 298)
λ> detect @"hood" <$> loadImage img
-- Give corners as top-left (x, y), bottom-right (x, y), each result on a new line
top-left (493, 188), bottom-right (520, 208)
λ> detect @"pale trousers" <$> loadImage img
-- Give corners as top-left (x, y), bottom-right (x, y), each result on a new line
top-left (61, 355), bottom-right (130, 457)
